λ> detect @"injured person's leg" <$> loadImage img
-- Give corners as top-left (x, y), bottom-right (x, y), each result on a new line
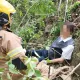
top-left (26, 49), bottom-right (48, 61)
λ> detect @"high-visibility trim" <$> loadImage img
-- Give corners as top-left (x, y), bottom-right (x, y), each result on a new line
top-left (7, 47), bottom-right (24, 58)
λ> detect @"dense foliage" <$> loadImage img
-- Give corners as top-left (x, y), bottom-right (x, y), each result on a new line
top-left (0, 0), bottom-right (80, 79)
top-left (7, 0), bottom-right (57, 47)
top-left (7, 0), bottom-right (79, 48)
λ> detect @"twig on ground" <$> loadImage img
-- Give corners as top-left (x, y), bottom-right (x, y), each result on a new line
top-left (49, 66), bottom-right (69, 80)
top-left (65, 63), bottom-right (80, 80)
top-left (73, 16), bottom-right (80, 22)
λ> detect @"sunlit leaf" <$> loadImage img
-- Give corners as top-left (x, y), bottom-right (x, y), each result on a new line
top-left (0, 68), bottom-right (4, 75)
top-left (7, 73), bottom-right (12, 80)
top-left (46, 59), bottom-right (51, 63)
top-left (24, 57), bottom-right (31, 65)
top-left (27, 70), bottom-right (35, 77)
top-left (6, 61), bottom-right (20, 74)
top-left (35, 70), bottom-right (41, 77)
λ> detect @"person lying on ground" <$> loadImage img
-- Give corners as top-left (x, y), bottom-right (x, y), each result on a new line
top-left (26, 21), bottom-right (76, 64)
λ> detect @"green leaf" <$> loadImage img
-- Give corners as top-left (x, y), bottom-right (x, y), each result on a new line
top-left (7, 73), bottom-right (12, 80)
top-left (22, 76), bottom-right (27, 80)
top-left (0, 68), bottom-right (4, 72)
top-left (35, 70), bottom-right (41, 77)
top-left (0, 68), bottom-right (4, 74)
top-left (9, 63), bottom-right (15, 69)
top-left (46, 59), bottom-right (51, 63)
top-left (34, 77), bottom-right (48, 80)
top-left (27, 70), bottom-right (35, 77)
top-left (29, 61), bottom-right (36, 70)
top-left (46, 46), bottom-right (50, 50)
top-left (6, 60), bottom-right (12, 65)
top-left (24, 57), bottom-right (31, 65)
top-left (7, 61), bottom-right (20, 74)
top-left (0, 77), bottom-right (2, 80)
top-left (9, 67), bottom-right (19, 74)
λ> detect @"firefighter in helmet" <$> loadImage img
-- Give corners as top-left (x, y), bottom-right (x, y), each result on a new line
top-left (0, 0), bottom-right (27, 70)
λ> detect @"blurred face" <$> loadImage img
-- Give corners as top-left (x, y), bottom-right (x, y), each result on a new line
top-left (62, 25), bottom-right (68, 33)
top-left (60, 25), bottom-right (70, 35)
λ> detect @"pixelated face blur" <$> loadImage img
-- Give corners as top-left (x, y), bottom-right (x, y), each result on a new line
top-left (61, 25), bottom-right (69, 33)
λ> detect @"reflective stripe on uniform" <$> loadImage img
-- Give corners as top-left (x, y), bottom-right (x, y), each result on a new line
top-left (7, 47), bottom-right (24, 58)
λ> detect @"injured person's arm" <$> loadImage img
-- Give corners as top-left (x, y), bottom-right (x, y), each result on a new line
top-left (48, 45), bottom-right (74, 64)
top-left (48, 57), bottom-right (64, 63)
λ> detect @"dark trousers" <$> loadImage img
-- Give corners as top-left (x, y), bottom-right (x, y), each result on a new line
top-left (26, 49), bottom-right (48, 62)
top-left (12, 48), bottom-right (62, 70)
top-left (26, 48), bottom-right (62, 61)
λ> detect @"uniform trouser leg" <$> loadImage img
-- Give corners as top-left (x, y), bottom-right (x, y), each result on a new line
top-left (26, 49), bottom-right (48, 62)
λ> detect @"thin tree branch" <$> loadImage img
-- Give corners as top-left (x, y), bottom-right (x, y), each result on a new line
top-left (65, 63), bottom-right (80, 80)
top-left (17, 1), bottom-right (38, 30)
top-left (73, 16), bottom-right (80, 22)
top-left (64, 0), bottom-right (68, 22)
top-left (58, 0), bottom-right (62, 17)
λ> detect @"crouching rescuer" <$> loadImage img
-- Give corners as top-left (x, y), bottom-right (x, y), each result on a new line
top-left (0, 0), bottom-right (27, 72)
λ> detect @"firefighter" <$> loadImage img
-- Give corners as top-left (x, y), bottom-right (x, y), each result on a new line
top-left (0, 0), bottom-right (27, 71)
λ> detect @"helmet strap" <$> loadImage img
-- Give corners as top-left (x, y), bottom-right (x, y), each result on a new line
top-left (0, 26), bottom-right (2, 30)
top-left (6, 23), bottom-right (12, 32)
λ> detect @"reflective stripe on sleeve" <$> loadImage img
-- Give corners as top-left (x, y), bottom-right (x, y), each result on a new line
top-left (7, 47), bottom-right (24, 58)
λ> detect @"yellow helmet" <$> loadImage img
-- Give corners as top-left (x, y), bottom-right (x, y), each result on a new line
top-left (0, 0), bottom-right (16, 24)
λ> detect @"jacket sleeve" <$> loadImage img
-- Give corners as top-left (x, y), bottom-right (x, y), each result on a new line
top-left (5, 32), bottom-right (26, 59)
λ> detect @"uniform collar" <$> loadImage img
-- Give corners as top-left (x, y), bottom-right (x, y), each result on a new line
top-left (59, 36), bottom-right (72, 42)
